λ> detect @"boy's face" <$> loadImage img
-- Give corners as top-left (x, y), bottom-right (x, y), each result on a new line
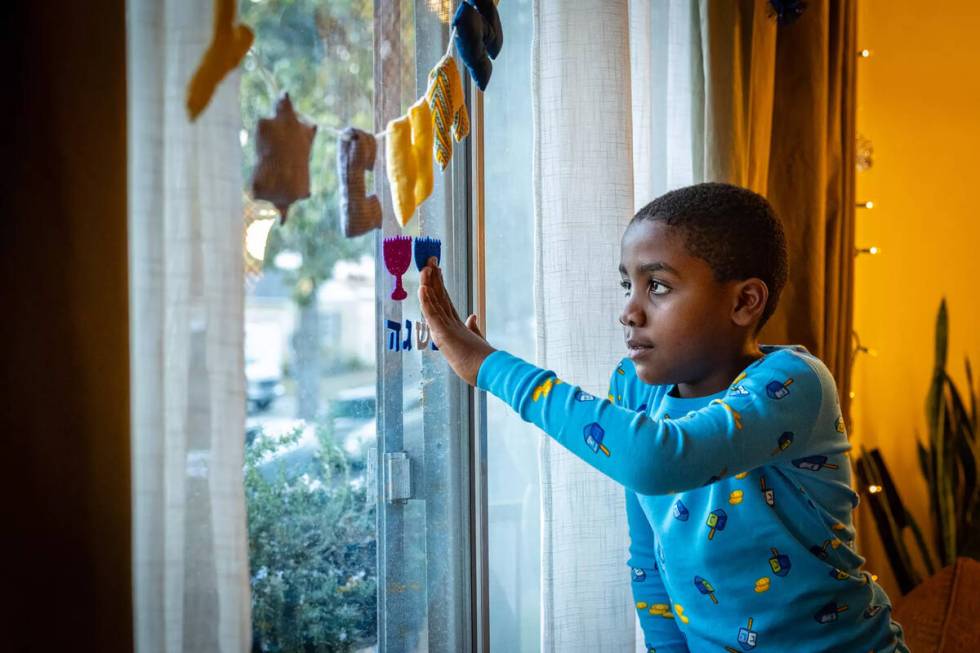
top-left (618, 220), bottom-right (739, 386)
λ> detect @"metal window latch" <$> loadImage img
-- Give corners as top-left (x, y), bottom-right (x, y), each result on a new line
top-left (384, 451), bottom-right (412, 503)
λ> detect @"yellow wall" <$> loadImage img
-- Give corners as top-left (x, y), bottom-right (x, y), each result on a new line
top-left (853, 0), bottom-right (980, 598)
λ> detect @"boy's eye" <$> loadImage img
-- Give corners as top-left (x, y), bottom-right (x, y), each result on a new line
top-left (650, 280), bottom-right (670, 296)
top-left (620, 279), bottom-right (670, 296)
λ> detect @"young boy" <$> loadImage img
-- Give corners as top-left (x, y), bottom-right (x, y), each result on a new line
top-left (418, 182), bottom-right (908, 652)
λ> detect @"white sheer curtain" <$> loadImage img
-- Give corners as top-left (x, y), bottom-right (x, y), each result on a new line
top-left (128, 0), bottom-right (251, 651)
top-left (532, 1), bottom-right (700, 650)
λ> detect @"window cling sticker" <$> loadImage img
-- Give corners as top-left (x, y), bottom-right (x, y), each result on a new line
top-left (385, 318), bottom-right (438, 353)
top-left (383, 236), bottom-right (442, 301)
top-left (383, 236), bottom-right (412, 300)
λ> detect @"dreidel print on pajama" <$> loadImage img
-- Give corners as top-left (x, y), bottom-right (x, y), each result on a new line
top-left (792, 455), bottom-right (839, 472)
top-left (770, 431), bottom-right (794, 456)
top-left (583, 422), bottom-right (611, 456)
top-left (765, 378), bottom-right (794, 399)
top-left (864, 604), bottom-right (883, 619)
top-left (829, 567), bottom-right (850, 581)
top-left (736, 617), bottom-right (759, 650)
top-left (729, 382), bottom-right (750, 397)
top-left (810, 538), bottom-right (842, 560)
top-left (693, 576), bottom-right (718, 604)
top-left (704, 467), bottom-right (728, 486)
top-left (706, 508), bottom-right (728, 540)
top-left (631, 567), bottom-right (646, 582)
top-left (814, 601), bottom-right (849, 624)
top-left (768, 548), bottom-right (791, 577)
top-left (672, 500), bottom-right (689, 521)
top-left (760, 475), bottom-right (776, 507)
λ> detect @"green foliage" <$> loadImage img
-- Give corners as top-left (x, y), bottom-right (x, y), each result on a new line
top-left (858, 299), bottom-right (980, 594)
top-left (245, 423), bottom-right (377, 652)
top-left (919, 298), bottom-right (980, 565)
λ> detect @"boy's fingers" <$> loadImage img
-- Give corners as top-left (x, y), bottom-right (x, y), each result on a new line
top-left (465, 314), bottom-right (483, 338)
top-left (422, 286), bottom-right (452, 327)
top-left (422, 258), bottom-right (464, 325)
top-left (426, 260), bottom-right (460, 322)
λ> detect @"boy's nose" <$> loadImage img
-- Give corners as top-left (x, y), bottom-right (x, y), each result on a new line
top-left (619, 303), bottom-right (645, 328)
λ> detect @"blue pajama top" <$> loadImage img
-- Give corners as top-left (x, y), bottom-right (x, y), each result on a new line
top-left (476, 344), bottom-right (908, 653)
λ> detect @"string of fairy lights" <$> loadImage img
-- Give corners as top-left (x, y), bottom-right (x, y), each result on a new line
top-left (851, 45), bottom-right (882, 499)
top-left (850, 46), bottom-right (877, 409)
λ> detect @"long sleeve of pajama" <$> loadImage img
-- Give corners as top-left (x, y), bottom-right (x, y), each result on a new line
top-left (476, 345), bottom-right (908, 653)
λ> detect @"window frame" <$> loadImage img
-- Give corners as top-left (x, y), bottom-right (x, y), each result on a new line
top-left (370, 2), bottom-right (489, 651)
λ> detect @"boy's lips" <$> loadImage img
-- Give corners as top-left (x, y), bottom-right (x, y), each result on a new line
top-left (627, 338), bottom-right (654, 359)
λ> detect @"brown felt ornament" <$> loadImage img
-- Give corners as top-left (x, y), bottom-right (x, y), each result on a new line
top-left (186, 0), bottom-right (254, 121)
top-left (250, 94), bottom-right (317, 224)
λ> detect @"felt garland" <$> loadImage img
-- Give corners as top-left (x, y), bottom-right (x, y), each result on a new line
top-left (426, 54), bottom-right (470, 170)
top-left (250, 94), bottom-right (316, 224)
top-left (337, 127), bottom-right (382, 237)
top-left (385, 97), bottom-right (435, 228)
top-left (186, 0), bottom-right (254, 120)
top-left (246, 4), bottom-right (506, 235)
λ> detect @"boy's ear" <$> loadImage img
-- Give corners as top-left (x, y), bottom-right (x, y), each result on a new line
top-left (730, 278), bottom-right (768, 329)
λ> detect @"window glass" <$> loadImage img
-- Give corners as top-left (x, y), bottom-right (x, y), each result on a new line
top-left (482, 1), bottom-right (540, 650)
top-left (240, 2), bottom-right (377, 650)
top-left (240, 1), bottom-right (472, 651)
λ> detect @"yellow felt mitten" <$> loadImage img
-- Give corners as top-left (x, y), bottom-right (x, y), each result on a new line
top-left (186, 0), bottom-right (254, 121)
top-left (385, 97), bottom-right (435, 227)
top-left (410, 99), bottom-right (434, 205)
top-left (385, 116), bottom-right (415, 226)
top-left (426, 55), bottom-right (470, 170)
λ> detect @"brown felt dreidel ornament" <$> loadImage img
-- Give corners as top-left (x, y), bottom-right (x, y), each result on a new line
top-left (337, 128), bottom-right (382, 237)
top-left (250, 94), bottom-right (317, 224)
top-left (186, 0), bottom-right (254, 121)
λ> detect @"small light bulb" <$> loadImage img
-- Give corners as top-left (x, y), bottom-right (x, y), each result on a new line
top-left (868, 485), bottom-right (882, 494)
top-left (849, 391), bottom-right (856, 399)
top-left (859, 49), bottom-right (871, 58)
top-left (869, 246), bottom-right (879, 255)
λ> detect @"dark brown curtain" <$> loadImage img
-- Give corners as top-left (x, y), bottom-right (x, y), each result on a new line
top-left (702, 0), bottom-right (858, 423)
top-left (3, 3), bottom-right (133, 651)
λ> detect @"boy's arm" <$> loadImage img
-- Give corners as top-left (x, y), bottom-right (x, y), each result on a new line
top-left (415, 258), bottom-right (833, 495)
top-left (626, 488), bottom-right (689, 653)
top-left (475, 349), bottom-right (827, 495)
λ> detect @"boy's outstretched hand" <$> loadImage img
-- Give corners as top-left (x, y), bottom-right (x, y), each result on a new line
top-left (418, 257), bottom-right (496, 386)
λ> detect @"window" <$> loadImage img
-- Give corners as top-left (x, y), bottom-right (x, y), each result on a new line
top-left (482, 1), bottom-right (539, 650)
top-left (240, 1), bottom-right (480, 651)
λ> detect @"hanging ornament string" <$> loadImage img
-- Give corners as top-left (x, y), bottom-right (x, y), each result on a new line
top-left (249, 2), bottom-right (504, 230)
top-left (318, 28), bottom-right (458, 141)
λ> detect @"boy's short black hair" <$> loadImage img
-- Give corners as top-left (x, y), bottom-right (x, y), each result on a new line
top-left (630, 182), bottom-right (788, 332)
